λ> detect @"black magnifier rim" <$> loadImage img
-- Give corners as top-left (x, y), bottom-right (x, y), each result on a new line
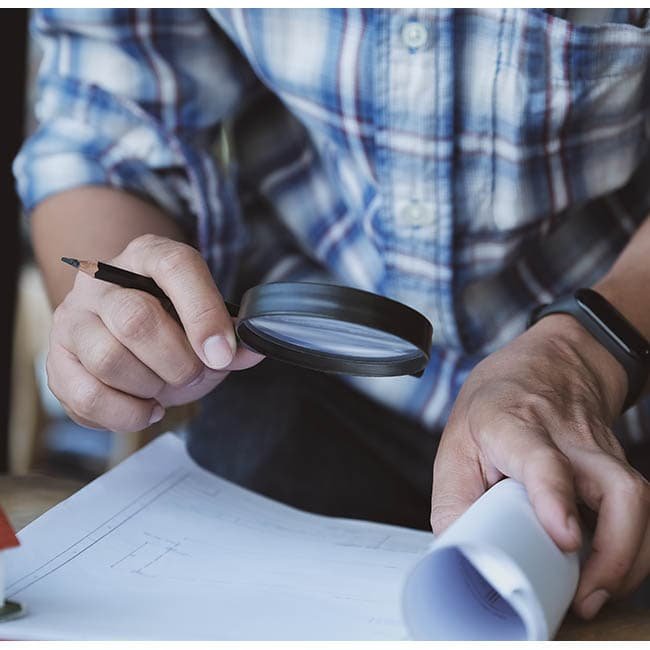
top-left (234, 282), bottom-right (433, 377)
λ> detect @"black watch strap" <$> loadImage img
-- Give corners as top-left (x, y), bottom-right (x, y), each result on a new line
top-left (528, 289), bottom-right (650, 413)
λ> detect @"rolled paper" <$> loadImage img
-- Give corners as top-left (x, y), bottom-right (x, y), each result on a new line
top-left (402, 479), bottom-right (580, 640)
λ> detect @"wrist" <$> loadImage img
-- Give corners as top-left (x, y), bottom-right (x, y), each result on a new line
top-left (592, 277), bottom-right (650, 400)
top-left (593, 275), bottom-right (650, 343)
top-left (528, 313), bottom-right (628, 420)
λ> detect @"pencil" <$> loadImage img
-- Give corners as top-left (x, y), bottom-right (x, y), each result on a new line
top-left (61, 257), bottom-right (239, 321)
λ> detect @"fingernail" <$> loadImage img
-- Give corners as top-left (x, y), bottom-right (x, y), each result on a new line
top-left (580, 589), bottom-right (610, 619)
top-left (149, 404), bottom-right (165, 426)
top-left (566, 514), bottom-right (582, 546)
top-left (202, 335), bottom-right (235, 369)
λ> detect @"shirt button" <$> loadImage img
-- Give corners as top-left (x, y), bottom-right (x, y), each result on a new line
top-left (400, 201), bottom-right (434, 226)
top-left (401, 20), bottom-right (428, 51)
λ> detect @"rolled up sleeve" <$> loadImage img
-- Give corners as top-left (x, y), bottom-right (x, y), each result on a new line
top-left (14, 8), bottom-right (255, 288)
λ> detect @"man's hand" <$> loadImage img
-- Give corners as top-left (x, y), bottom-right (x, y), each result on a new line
top-left (47, 234), bottom-right (263, 432)
top-left (430, 313), bottom-right (650, 620)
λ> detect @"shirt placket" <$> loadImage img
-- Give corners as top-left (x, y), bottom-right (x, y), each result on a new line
top-left (375, 8), bottom-right (460, 347)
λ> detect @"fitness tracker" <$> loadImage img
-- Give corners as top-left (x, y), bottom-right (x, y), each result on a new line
top-left (529, 288), bottom-right (650, 412)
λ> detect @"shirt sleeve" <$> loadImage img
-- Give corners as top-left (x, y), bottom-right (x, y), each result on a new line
top-left (14, 8), bottom-right (256, 288)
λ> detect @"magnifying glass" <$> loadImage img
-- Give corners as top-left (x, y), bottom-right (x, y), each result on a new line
top-left (62, 258), bottom-right (433, 378)
top-left (227, 282), bottom-right (433, 377)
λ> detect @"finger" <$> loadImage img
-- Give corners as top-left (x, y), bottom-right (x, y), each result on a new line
top-left (226, 317), bottom-right (265, 371)
top-left (60, 404), bottom-right (105, 431)
top-left (478, 417), bottom-right (582, 552)
top-left (47, 343), bottom-right (164, 433)
top-left (227, 346), bottom-right (265, 371)
top-left (62, 311), bottom-right (165, 399)
top-left (97, 285), bottom-right (204, 388)
top-left (119, 235), bottom-right (236, 369)
top-left (156, 348), bottom-right (264, 408)
top-left (572, 451), bottom-right (650, 619)
top-left (618, 519), bottom-right (650, 597)
top-left (430, 423), bottom-right (487, 536)
top-left (156, 367), bottom-right (228, 408)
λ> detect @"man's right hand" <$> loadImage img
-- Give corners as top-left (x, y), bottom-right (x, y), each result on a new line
top-left (47, 234), bottom-right (264, 433)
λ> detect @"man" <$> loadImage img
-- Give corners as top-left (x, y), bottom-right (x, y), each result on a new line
top-left (15, 8), bottom-right (650, 622)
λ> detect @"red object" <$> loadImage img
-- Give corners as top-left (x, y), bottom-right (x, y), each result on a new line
top-left (0, 509), bottom-right (18, 550)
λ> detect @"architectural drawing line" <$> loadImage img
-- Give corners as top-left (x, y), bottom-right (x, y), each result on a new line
top-left (110, 541), bottom-right (148, 569)
top-left (138, 541), bottom-right (181, 572)
top-left (8, 474), bottom-right (189, 597)
top-left (8, 469), bottom-right (185, 590)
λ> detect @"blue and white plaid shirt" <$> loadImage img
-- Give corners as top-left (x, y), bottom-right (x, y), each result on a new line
top-left (14, 8), bottom-right (650, 444)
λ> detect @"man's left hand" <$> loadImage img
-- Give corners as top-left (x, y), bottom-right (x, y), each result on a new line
top-left (430, 313), bottom-right (650, 620)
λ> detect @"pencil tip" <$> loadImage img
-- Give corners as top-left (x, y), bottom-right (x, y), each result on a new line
top-left (61, 257), bottom-right (80, 268)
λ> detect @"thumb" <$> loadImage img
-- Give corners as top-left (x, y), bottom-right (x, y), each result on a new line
top-left (156, 348), bottom-right (264, 407)
top-left (430, 432), bottom-right (486, 536)
top-left (226, 345), bottom-right (265, 371)
top-left (119, 235), bottom-right (236, 370)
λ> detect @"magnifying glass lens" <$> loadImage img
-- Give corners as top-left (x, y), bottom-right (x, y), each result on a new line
top-left (245, 314), bottom-right (421, 360)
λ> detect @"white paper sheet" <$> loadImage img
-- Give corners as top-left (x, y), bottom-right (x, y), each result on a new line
top-left (1, 433), bottom-right (431, 640)
top-left (0, 433), bottom-right (579, 640)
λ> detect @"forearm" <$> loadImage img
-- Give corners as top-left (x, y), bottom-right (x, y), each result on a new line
top-left (594, 216), bottom-right (650, 340)
top-left (31, 187), bottom-right (186, 307)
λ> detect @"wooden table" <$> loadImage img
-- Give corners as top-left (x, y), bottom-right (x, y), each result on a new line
top-left (0, 474), bottom-right (647, 640)
top-left (0, 474), bottom-right (84, 531)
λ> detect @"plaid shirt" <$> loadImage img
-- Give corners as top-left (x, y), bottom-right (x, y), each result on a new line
top-left (15, 8), bottom-right (650, 444)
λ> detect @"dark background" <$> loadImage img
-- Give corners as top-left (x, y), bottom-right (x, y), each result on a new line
top-left (0, 9), bottom-right (28, 472)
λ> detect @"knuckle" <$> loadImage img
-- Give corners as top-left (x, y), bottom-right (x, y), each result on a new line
top-left (524, 446), bottom-right (571, 477)
top-left (45, 357), bottom-right (61, 399)
top-left (112, 409), bottom-right (149, 434)
top-left (89, 338), bottom-right (125, 379)
top-left (520, 391), bottom-right (555, 415)
top-left (63, 407), bottom-right (95, 430)
top-left (70, 380), bottom-right (103, 419)
top-left (504, 392), bottom-right (553, 423)
top-left (125, 233), bottom-right (164, 256)
top-left (111, 293), bottom-right (159, 342)
top-left (603, 435), bottom-right (627, 461)
top-left (45, 346), bottom-right (67, 398)
top-left (618, 471), bottom-right (650, 506)
top-left (165, 358), bottom-right (203, 388)
top-left (45, 373), bottom-right (56, 398)
top-left (566, 417), bottom-right (600, 447)
top-left (605, 555), bottom-right (634, 588)
top-left (184, 302), bottom-right (225, 329)
top-left (155, 242), bottom-right (199, 280)
top-left (51, 303), bottom-right (71, 333)
top-left (566, 417), bottom-right (619, 457)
